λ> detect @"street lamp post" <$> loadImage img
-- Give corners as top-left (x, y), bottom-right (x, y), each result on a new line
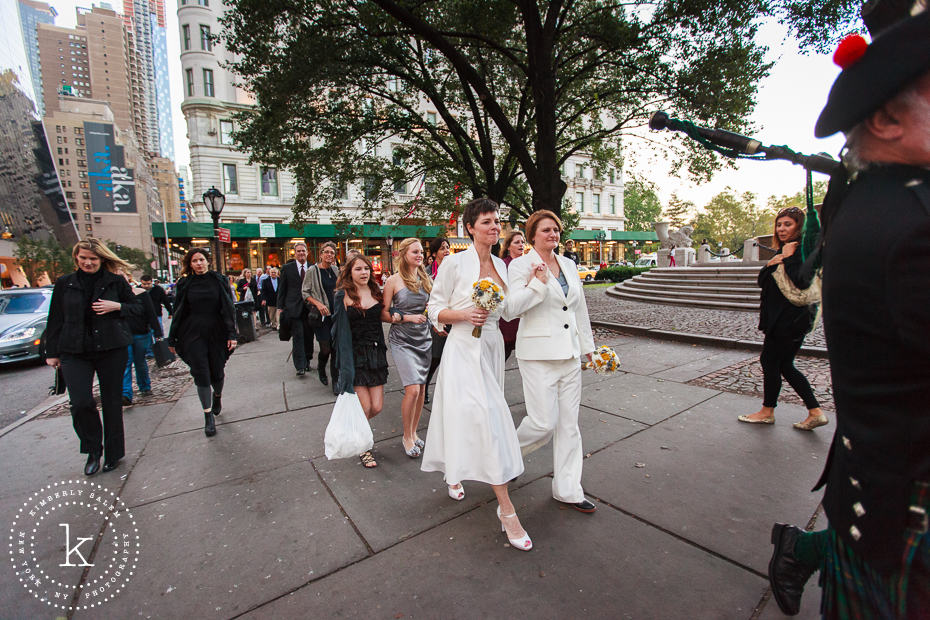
top-left (203, 187), bottom-right (226, 273)
top-left (596, 230), bottom-right (606, 266)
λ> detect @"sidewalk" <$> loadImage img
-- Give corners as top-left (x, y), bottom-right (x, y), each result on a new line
top-left (0, 330), bottom-right (832, 619)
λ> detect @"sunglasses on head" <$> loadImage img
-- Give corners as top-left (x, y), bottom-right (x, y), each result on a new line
top-left (777, 206), bottom-right (803, 217)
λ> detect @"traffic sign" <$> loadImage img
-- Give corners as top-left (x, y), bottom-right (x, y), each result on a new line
top-left (216, 228), bottom-right (231, 244)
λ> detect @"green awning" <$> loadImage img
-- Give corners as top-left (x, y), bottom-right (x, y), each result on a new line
top-left (569, 230), bottom-right (658, 241)
top-left (152, 221), bottom-right (445, 240)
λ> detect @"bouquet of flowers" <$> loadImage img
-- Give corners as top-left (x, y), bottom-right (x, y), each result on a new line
top-left (584, 345), bottom-right (621, 374)
top-left (470, 278), bottom-right (505, 338)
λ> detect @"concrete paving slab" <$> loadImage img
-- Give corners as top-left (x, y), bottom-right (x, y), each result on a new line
top-left (613, 339), bottom-right (724, 375)
top-left (581, 391), bottom-right (830, 574)
top-left (581, 372), bottom-right (719, 425)
top-left (0, 487), bottom-right (86, 619)
top-left (119, 407), bottom-right (325, 506)
top-left (517, 404), bottom-right (648, 486)
top-left (152, 380), bottom-right (289, 436)
top-left (75, 461), bottom-right (370, 620)
top-left (244, 478), bottom-right (766, 619)
top-left (0, 403), bottom-right (170, 501)
top-left (651, 349), bottom-right (757, 383)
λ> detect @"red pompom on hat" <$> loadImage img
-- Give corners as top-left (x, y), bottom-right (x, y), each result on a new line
top-left (833, 34), bottom-right (868, 69)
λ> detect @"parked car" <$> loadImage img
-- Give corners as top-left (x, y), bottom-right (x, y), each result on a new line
top-left (576, 264), bottom-right (598, 281)
top-left (634, 254), bottom-right (657, 267)
top-left (0, 288), bottom-right (52, 365)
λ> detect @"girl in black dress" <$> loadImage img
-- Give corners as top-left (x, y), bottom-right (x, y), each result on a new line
top-left (168, 249), bottom-right (237, 437)
top-left (738, 207), bottom-right (826, 430)
top-left (332, 255), bottom-right (389, 468)
top-left (45, 238), bottom-right (142, 476)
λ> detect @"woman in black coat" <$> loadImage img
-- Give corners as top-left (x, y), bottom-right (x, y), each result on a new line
top-left (45, 238), bottom-right (142, 476)
top-left (739, 207), bottom-right (826, 430)
top-left (168, 248), bottom-right (237, 437)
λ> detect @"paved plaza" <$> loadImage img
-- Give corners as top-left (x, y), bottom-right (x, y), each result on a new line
top-left (0, 309), bottom-right (834, 619)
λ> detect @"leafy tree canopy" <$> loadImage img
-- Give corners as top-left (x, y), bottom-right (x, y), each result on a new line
top-left (14, 236), bottom-right (72, 285)
top-left (663, 193), bottom-right (694, 229)
top-left (691, 189), bottom-right (774, 253)
top-left (221, 0), bottom-right (860, 226)
top-left (623, 177), bottom-right (663, 232)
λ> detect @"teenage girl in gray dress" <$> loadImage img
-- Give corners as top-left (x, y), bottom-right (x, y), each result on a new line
top-left (381, 238), bottom-right (433, 458)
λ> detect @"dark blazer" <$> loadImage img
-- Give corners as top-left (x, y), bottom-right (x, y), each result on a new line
top-left (756, 250), bottom-right (815, 336)
top-left (260, 277), bottom-right (279, 305)
top-left (814, 164), bottom-right (930, 571)
top-left (45, 269), bottom-right (143, 357)
top-left (276, 260), bottom-right (310, 317)
top-left (167, 271), bottom-right (237, 357)
top-left (248, 276), bottom-right (260, 302)
top-left (147, 283), bottom-right (172, 316)
top-left (126, 290), bottom-right (163, 338)
top-left (331, 289), bottom-right (354, 395)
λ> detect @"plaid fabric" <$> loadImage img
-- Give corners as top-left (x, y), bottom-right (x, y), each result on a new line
top-left (820, 482), bottom-right (930, 619)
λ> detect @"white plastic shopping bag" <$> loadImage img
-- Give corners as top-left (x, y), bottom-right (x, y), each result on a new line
top-left (324, 393), bottom-right (374, 459)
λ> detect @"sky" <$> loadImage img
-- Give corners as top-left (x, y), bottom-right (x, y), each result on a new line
top-left (4, 1), bottom-right (849, 211)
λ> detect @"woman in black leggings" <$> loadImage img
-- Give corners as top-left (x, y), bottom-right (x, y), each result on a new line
top-left (168, 248), bottom-right (237, 436)
top-left (739, 207), bottom-right (826, 430)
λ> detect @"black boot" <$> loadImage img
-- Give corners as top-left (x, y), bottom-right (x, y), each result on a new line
top-left (204, 411), bottom-right (216, 437)
top-left (424, 389), bottom-right (430, 404)
top-left (212, 393), bottom-right (222, 416)
top-left (769, 523), bottom-right (816, 616)
top-left (84, 451), bottom-right (101, 476)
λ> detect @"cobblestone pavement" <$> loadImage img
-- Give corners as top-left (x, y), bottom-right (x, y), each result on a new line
top-left (584, 287), bottom-right (826, 348)
top-left (38, 357), bottom-right (193, 419)
top-left (687, 355), bottom-right (835, 411)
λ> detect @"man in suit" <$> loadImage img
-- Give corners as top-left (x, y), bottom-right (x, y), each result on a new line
top-left (277, 243), bottom-right (315, 376)
top-left (253, 267), bottom-right (268, 326)
top-left (767, 11), bottom-right (930, 617)
top-left (260, 267), bottom-right (279, 329)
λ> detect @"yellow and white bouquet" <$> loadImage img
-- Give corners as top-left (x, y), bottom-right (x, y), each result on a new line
top-left (470, 278), bottom-right (505, 338)
top-left (585, 345), bottom-right (621, 374)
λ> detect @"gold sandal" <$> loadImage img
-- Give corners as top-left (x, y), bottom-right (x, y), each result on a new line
top-left (793, 415), bottom-right (828, 431)
top-left (738, 415), bottom-right (775, 424)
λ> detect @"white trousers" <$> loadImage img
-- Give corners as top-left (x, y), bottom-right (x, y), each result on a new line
top-left (516, 357), bottom-right (584, 503)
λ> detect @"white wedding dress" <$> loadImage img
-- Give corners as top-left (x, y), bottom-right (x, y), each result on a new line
top-left (421, 247), bottom-right (533, 485)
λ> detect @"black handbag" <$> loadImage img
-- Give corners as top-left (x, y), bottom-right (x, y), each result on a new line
top-left (153, 338), bottom-right (176, 367)
top-left (278, 310), bottom-right (292, 341)
top-left (49, 366), bottom-right (66, 396)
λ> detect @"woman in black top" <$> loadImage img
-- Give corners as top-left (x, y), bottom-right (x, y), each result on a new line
top-left (45, 238), bottom-right (142, 476)
top-left (332, 255), bottom-right (389, 468)
top-left (168, 249), bottom-right (237, 437)
top-left (739, 207), bottom-right (826, 430)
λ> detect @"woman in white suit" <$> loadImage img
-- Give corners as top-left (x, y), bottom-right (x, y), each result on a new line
top-left (422, 198), bottom-right (548, 551)
top-left (507, 210), bottom-right (597, 513)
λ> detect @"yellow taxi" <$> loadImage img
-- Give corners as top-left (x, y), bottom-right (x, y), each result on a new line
top-left (575, 264), bottom-right (599, 281)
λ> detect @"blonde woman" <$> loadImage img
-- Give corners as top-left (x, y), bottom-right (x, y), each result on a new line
top-left (45, 238), bottom-right (142, 476)
top-left (381, 238), bottom-right (432, 457)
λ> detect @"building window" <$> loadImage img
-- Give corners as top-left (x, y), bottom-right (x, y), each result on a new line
top-left (203, 69), bottom-right (214, 97)
top-left (609, 195), bottom-right (616, 214)
top-left (426, 112), bottom-right (437, 125)
top-left (363, 176), bottom-right (378, 200)
top-left (609, 169), bottom-right (616, 184)
top-left (182, 25), bottom-right (190, 50)
top-left (219, 120), bottom-right (234, 145)
top-left (393, 150), bottom-right (406, 194)
top-left (260, 167), bottom-right (278, 196)
top-left (199, 25), bottom-right (212, 51)
top-left (85, 224), bottom-right (92, 231)
top-left (575, 164), bottom-right (584, 179)
top-left (593, 194), bottom-right (600, 214)
top-left (222, 163), bottom-right (238, 194)
top-left (185, 68), bottom-right (194, 96)
top-left (575, 191), bottom-right (584, 213)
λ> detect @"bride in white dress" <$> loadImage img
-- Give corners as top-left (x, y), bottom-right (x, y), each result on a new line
top-left (422, 198), bottom-right (548, 551)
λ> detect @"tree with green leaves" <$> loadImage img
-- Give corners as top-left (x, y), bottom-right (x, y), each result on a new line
top-left (105, 242), bottom-right (151, 276)
top-left (623, 178), bottom-right (663, 232)
top-left (13, 236), bottom-right (73, 285)
top-left (767, 180), bottom-right (829, 212)
top-left (663, 193), bottom-right (694, 229)
top-left (692, 189), bottom-right (774, 253)
top-left (221, 0), bottom-right (860, 224)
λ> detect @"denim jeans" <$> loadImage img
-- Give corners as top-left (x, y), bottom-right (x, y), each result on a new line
top-left (123, 331), bottom-right (153, 399)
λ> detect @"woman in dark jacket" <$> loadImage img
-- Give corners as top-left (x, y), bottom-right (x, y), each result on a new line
top-left (45, 238), bottom-right (142, 476)
top-left (122, 273), bottom-right (163, 405)
top-left (739, 207), bottom-right (826, 430)
top-left (168, 248), bottom-right (237, 437)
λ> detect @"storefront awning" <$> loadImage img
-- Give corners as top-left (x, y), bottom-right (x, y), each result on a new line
top-left (568, 230), bottom-right (658, 242)
top-left (152, 221), bottom-right (446, 240)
